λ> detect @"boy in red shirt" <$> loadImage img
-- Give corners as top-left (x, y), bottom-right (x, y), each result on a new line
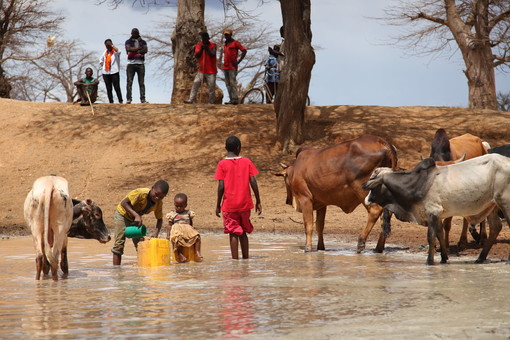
top-left (215, 136), bottom-right (262, 259)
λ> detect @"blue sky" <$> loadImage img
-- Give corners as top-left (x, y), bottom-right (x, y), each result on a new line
top-left (51, 0), bottom-right (509, 107)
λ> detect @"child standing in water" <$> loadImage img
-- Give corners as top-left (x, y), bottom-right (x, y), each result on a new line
top-left (167, 193), bottom-right (202, 262)
top-left (215, 136), bottom-right (262, 259)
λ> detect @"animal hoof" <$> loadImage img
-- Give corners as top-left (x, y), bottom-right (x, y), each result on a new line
top-left (457, 240), bottom-right (468, 251)
top-left (356, 238), bottom-right (365, 253)
top-left (304, 245), bottom-right (313, 253)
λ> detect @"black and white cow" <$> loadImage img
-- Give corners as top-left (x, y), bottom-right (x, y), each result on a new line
top-left (69, 199), bottom-right (111, 243)
top-left (363, 154), bottom-right (510, 265)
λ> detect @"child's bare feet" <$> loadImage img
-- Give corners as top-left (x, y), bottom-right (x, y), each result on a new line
top-left (195, 252), bottom-right (203, 262)
top-left (178, 252), bottom-right (187, 263)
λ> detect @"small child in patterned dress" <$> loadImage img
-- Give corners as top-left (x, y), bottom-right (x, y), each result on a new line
top-left (166, 193), bottom-right (202, 262)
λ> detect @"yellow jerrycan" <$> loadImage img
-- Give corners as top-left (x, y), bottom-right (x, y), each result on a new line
top-left (137, 238), bottom-right (171, 267)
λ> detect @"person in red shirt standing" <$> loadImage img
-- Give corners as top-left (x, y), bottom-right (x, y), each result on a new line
top-left (221, 29), bottom-right (247, 105)
top-left (215, 136), bottom-right (262, 259)
top-left (185, 32), bottom-right (218, 104)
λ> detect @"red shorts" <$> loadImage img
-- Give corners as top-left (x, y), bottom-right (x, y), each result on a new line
top-left (222, 210), bottom-right (254, 235)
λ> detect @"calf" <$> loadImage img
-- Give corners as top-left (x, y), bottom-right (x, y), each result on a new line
top-left (24, 176), bottom-right (74, 280)
top-left (363, 154), bottom-right (510, 265)
top-left (68, 199), bottom-right (110, 243)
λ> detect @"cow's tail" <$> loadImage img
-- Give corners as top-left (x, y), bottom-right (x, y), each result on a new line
top-left (380, 139), bottom-right (396, 236)
top-left (382, 208), bottom-right (392, 237)
top-left (43, 178), bottom-right (57, 268)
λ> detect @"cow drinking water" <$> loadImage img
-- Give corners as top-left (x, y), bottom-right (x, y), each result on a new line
top-left (69, 199), bottom-right (110, 243)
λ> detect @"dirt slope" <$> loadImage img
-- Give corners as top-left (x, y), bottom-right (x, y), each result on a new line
top-left (1, 98), bottom-right (509, 260)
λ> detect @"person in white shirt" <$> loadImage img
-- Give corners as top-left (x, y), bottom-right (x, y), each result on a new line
top-left (99, 39), bottom-right (123, 104)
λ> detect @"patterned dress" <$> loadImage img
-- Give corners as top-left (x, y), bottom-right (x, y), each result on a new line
top-left (166, 210), bottom-right (200, 250)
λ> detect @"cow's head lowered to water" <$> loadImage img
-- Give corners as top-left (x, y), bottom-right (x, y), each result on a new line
top-left (69, 199), bottom-right (111, 243)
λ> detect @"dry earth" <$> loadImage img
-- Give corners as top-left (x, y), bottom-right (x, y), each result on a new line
top-left (1, 98), bottom-right (510, 261)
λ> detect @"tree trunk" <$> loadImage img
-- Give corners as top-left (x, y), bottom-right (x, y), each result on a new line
top-left (274, 0), bottom-right (315, 152)
top-left (445, 0), bottom-right (497, 110)
top-left (0, 65), bottom-right (12, 98)
top-left (171, 0), bottom-right (205, 104)
top-left (463, 46), bottom-right (497, 109)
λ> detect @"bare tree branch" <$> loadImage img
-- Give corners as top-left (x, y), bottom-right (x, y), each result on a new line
top-left (0, 0), bottom-right (64, 97)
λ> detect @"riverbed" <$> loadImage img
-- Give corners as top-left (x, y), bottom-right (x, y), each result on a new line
top-left (0, 234), bottom-right (508, 339)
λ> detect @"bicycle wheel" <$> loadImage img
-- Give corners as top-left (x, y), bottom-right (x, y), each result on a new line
top-left (241, 88), bottom-right (264, 104)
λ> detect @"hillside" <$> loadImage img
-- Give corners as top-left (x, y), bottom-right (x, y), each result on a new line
top-left (2, 99), bottom-right (509, 259)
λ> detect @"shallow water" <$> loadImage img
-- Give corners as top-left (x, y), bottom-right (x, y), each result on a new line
top-left (0, 234), bottom-right (509, 339)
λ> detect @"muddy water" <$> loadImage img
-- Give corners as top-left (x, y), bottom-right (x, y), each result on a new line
top-left (0, 234), bottom-right (509, 339)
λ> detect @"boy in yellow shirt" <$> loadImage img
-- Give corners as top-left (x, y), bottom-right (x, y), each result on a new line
top-left (112, 180), bottom-right (169, 265)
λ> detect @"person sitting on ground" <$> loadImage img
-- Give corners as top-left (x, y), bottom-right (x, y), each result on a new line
top-left (74, 67), bottom-right (99, 105)
top-left (166, 193), bottom-right (202, 262)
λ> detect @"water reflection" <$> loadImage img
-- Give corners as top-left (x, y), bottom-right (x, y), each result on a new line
top-left (219, 269), bottom-right (255, 337)
top-left (0, 235), bottom-right (509, 339)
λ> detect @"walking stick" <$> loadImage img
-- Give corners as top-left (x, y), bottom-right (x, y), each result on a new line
top-left (84, 85), bottom-right (95, 116)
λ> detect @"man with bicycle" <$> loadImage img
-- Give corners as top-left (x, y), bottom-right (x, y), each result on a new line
top-left (221, 29), bottom-right (247, 105)
top-left (265, 45), bottom-right (281, 104)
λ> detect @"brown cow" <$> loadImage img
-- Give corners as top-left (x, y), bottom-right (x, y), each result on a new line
top-left (24, 175), bottom-right (74, 280)
top-left (429, 129), bottom-right (488, 248)
top-left (276, 135), bottom-right (398, 252)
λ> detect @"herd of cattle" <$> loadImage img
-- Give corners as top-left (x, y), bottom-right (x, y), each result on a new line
top-left (276, 129), bottom-right (510, 265)
top-left (22, 129), bottom-right (510, 280)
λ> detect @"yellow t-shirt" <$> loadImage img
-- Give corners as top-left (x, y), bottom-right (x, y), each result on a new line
top-left (116, 188), bottom-right (163, 221)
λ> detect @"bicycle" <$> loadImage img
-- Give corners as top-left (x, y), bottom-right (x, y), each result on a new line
top-left (241, 80), bottom-right (310, 105)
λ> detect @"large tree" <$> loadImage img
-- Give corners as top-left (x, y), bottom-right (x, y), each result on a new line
top-left (170, 0), bottom-right (206, 104)
top-left (99, 0), bottom-right (315, 149)
top-left (382, 0), bottom-right (510, 110)
top-left (0, 0), bottom-right (63, 98)
top-left (274, 0), bottom-right (315, 151)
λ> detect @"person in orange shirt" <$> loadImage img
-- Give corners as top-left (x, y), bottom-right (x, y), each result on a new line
top-left (99, 39), bottom-right (123, 104)
top-left (221, 29), bottom-right (247, 105)
top-left (185, 32), bottom-right (217, 104)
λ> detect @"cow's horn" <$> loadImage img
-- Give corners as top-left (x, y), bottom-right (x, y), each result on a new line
top-left (279, 162), bottom-right (288, 169)
top-left (454, 154), bottom-right (466, 163)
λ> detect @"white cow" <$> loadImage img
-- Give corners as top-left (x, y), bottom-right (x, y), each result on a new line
top-left (24, 176), bottom-right (73, 280)
top-left (363, 154), bottom-right (510, 265)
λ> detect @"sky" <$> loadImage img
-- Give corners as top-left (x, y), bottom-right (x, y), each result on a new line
top-left (51, 0), bottom-right (509, 107)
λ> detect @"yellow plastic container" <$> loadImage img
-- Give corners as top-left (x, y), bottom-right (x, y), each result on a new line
top-left (171, 245), bottom-right (197, 263)
top-left (137, 238), bottom-right (171, 267)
